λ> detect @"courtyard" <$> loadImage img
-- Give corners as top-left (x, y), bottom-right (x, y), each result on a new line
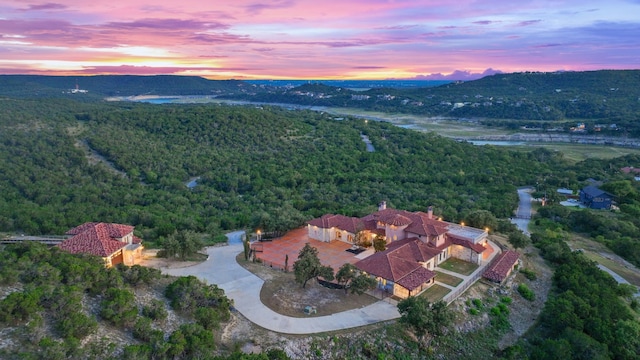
top-left (251, 227), bottom-right (369, 271)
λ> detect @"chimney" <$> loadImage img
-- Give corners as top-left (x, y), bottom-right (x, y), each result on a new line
top-left (427, 206), bottom-right (433, 219)
top-left (379, 201), bottom-right (387, 211)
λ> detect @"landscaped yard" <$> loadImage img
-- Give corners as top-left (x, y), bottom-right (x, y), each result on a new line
top-left (435, 271), bottom-right (463, 287)
top-left (438, 258), bottom-right (478, 276)
top-left (236, 253), bottom-right (378, 317)
top-left (419, 284), bottom-right (451, 303)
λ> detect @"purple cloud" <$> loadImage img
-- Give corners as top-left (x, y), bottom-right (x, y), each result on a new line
top-left (106, 18), bottom-right (227, 31)
top-left (352, 66), bottom-right (385, 69)
top-left (24, 3), bottom-right (67, 11)
top-left (245, 1), bottom-right (294, 15)
top-left (405, 68), bottom-right (503, 81)
top-left (517, 20), bottom-right (542, 27)
top-left (75, 65), bottom-right (256, 75)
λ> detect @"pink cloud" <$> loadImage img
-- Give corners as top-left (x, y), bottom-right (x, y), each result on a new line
top-left (0, 0), bottom-right (638, 78)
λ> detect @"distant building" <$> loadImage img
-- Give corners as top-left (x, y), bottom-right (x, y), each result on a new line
top-left (579, 186), bottom-right (614, 210)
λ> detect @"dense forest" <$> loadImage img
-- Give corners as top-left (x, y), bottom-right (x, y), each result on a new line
top-left (0, 242), bottom-right (291, 359)
top-left (0, 97), bottom-right (565, 243)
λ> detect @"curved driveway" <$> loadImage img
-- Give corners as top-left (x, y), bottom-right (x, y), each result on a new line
top-left (162, 243), bottom-right (400, 334)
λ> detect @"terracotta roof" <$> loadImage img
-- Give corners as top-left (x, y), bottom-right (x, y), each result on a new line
top-left (356, 238), bottom-right (437, 291)
top-left (307, 214), bottom-right (364, 234)
top-left (448, 234), bottom-right (487, 253)
top-left (379, 213), bottom-right (413, 226)
top-left (396, 267), bottom-right (437, 290)
top-left (58, 222), bottom-right (135, 258)
top-left (621, 166), bottom-right (640, 174)
top-left (66, 222), bottom-right (134, 239)
top-left (483, 250), bottom-right (520, 283)
top-left (362, 208), bottom-right (448, 237)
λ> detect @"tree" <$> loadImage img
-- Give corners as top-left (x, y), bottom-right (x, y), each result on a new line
top-left (243, 234), bottom-right (250, 261)
top-left (398, 297), bottom-right (452, 348)
top-left (293, 243), bottom-right (334, 288)
top-left (163, 230), bottom-right (205, 260)
top-left (508, 231), bottom-right (530, 250)
top-left (336, 263), bottom-right (358, 294)
top-left (335, 263), bottom-right (377, 295)
top-left (355, 230), bottom-right (372, 248)
top-left (465, 209), bottom-right (498, 231)
top-left (373, 235), bottom-right (386, 252)
top-left (349, 274), bottom-right (377, 295)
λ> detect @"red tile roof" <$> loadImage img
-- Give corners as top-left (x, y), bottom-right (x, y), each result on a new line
top-left (307, 214), bottom-right (363, 234)
top-left (483, 250), bottom-right (520, 283)
top-left (356, 238), bottom-right (437, 291)
top-left (361, 209), bottom-right (448, 237)
top-left (59, 222), bottom-right (135, 258)
top-left (621, 166), bottom-right (640, 174)
top-left (448, 234), bottom-right (487, 253)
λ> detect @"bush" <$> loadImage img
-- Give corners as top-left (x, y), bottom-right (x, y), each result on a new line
top-left (500, 296), bottom-right (513, 305)
top-left (100, 288), bottom-right (138, 327)
top-left (142, 299), bottom-right (168, 321)
top-left (517, 284), bottom-right (535, 301)
top-left (472, 298), bottom-right (483, 309)
top-left (520, 268), bottom-right (537, 281)
top-left (469, 308), bottom-right (480, 315)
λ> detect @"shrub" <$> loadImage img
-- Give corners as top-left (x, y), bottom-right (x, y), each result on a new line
top-left (472, 298), bottom-right (483, 309)
top-left (500, 296), bottom-right (513, 305)
top-left (100, 288), bottom-right (138, 327)
top-left (517, 284), bottom-right (535, 301)
top-left (142, 299), bottom-right (168, 321)
top-left (469, 308), bottom-right (480, 315)
top-left (520, 268), bottom-right (537, 281)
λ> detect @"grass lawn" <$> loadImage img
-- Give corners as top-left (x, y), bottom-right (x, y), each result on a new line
top-left (438, 258), bottom-right (478, 276)
top-left (435, 271), bottom-right (463, 287)
top-left (419, 284), bottom-right (451, 303)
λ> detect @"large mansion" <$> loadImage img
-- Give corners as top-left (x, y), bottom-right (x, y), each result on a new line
top-left (307, 202), bottom-right (491, 298)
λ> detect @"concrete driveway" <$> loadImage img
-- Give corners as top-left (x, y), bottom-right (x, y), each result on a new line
top-left (162, 243), bottom-right (400, 334)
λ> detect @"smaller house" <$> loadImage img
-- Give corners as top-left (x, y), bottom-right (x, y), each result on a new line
top-left (58, 222), bottom-right (143, 267)
top-left (483, 250), bottom-right (520, 284)
top-left (579, 186), bottom-right (614, 210)
top-left (621, 167), bottom-right (640, 175)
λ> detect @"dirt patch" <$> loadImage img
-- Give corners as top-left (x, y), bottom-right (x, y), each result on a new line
top-left (138, 249), bottom-right (208, 269)
top-left (237, 254), bottom-right (377, 318)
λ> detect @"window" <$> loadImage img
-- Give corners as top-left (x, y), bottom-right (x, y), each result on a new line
top-left (336, 231), bottom-right (342, 239)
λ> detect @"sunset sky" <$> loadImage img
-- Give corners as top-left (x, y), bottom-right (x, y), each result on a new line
top-left (1, 0), bottom-right (639, 79)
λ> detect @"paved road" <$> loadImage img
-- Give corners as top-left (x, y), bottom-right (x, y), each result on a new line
top-left (162, 243), bottom-right (400, 334)
top-left (225, 230), bottom-right (245, 245)
top-left (511, 187), bottom-right (533, 235)
top-left (597, 264), bottom-right (640, 298)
